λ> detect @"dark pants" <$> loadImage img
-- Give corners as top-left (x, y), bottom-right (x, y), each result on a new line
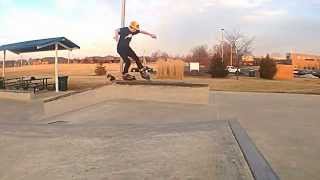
top-left (117, 46), bottom-right (143, 74)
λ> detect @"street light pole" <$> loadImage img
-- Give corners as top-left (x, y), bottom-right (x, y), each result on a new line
top-left (230, 44), bottom-right (233, 66)
top-left (2, 50), bottom-right (6, 78)
top-left (235, 48), bottom-right (239, 80)
top-left (121, 0), bottom-right (126, 27)
top-left (221, 28), bottom-right (224, 62)
top-left (120, 0), bottom-right (126, 73)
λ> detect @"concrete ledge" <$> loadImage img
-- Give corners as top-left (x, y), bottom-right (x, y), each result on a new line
top-left (43, 84), bottom-right (209, 119)
top-left (43, 91), bottom-right (81, 103)
top-left (0, 90), bottom-right (34, 101)
top-left (229, 120), bottom-right (280, 180)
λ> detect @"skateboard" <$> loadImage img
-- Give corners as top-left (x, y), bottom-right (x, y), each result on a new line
top-left (106, 72), bottom-right (151, 82)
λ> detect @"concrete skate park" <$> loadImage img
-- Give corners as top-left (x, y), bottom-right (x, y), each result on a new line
top-left (1, 81), bottom-right (320, 180)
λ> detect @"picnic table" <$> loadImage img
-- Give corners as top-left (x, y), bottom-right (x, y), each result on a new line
top-left (4, 77), bottom-right (53, 93)
top-left (21, 77), bottom-right (53, 93)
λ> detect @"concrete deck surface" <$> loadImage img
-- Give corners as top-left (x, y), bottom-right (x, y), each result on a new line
top-left (1, 89), bottom-right (319, 180)
top-left (0, 99), bottom-right (251, 180)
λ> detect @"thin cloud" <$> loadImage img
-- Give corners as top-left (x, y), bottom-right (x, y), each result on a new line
top-left (218, 0), bottom-right (272, 8)
top-left (1, 0), bottom-right (320, 58)
top-left (243, 9), bottom-right (288, 22)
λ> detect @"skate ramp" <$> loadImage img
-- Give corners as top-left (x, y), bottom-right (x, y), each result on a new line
top-left (43, 82), bottom-right (209, 119)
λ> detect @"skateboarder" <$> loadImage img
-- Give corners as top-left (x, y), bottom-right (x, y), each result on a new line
top-left (114, 21), bottom-right (157, 80)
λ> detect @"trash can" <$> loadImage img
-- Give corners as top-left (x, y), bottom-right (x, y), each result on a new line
top-left (0, 78), bottom-right (4, 89)
top-left (58, 76), bottom-right (68, 91)
top-left (249, 70), bottom-right (256, 77)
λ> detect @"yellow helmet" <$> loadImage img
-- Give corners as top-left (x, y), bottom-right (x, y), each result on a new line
top-left (129, 21), bottom-right (140, 31)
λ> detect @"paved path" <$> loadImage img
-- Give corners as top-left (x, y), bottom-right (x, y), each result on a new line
top-left (211, 91), bottom-right (320, 180)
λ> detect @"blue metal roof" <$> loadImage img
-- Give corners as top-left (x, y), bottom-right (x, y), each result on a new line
top-left (0, 37), bottom-right (80, 54)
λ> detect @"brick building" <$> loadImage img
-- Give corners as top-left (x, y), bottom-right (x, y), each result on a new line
top-left (242, 55), bottom-right (254, 66)
top-left (287, 53), bottom-right (320, 70)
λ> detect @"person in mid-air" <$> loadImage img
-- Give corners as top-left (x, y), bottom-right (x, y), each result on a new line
top-left (114, 21), bottom-right (157, 80)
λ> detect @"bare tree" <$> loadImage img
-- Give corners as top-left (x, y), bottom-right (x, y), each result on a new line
top-left (224, 29), bottom-right (255, 67)
top-left (212, 42), bottom-right (232, 65)
top-left (191, 45), bottom-right (210, 67)
top-left (183, 54), bottom-right (193, 62)
top-left (225, 29), bottom-right (254, 55)
top-left (151, 50), bottom-right (169, 60)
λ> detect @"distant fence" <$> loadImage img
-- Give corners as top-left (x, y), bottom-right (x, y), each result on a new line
top-left (156, 59), bottom-right (185, 80)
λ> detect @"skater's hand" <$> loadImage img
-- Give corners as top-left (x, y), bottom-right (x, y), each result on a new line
top-left (150, 34), bottom-right (157, 39)
top-left (140, 30), bottom-right (157, 39)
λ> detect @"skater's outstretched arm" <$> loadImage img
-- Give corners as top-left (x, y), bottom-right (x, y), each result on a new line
top-left (140, 30), bottom-right (157, 39)
top-left (114, 29), bottom-right (120, 42)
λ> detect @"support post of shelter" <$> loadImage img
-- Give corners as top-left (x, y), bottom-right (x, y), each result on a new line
top-left (68, 50), bottom-right (71, 64)
top-left (55, 43), bottom-right (59, 92)
top-left (2, 50), bottom-right (6, 78)
top-left (120, 0), bottom-right (126, 74)
top-left (20, 54), bottom-right (23, 67)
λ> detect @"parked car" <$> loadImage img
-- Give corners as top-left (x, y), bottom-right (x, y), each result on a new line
top-left (293, 69), bottom-right (299, 75)
top-left (240, 67), bottom-right (256, 77)
top-left (312, 71), bottom-right (320, 78)
top-left (294, 69), bottom-right (309, 76)
top-left (226, 66), bottom-right (240, 73)
top-left (294, 69), bottom-right (320, 78)
top-left (305, 70), bottom-right (314, 74)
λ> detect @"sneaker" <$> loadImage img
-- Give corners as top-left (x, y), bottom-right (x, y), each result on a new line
top-left (122, 74), bottom-right (136, 81)
top-left (107, 74), bottom-right (116, 81)
top-left (140, 68), bottom-right (151, 80)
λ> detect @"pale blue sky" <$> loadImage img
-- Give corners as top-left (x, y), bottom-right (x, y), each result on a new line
top-left (0, 0), bottom-right (319, 59)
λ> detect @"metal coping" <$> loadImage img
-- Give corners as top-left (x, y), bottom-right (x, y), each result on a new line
top-left (228, 120), bottom-right (280, 180)
top-left (115, 80), bottom-right (209, 88)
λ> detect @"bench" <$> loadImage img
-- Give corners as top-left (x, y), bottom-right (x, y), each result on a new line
top-left (28, 82), bottom-right (45, 94)
top-left (4, 78), bottom-right (24, 90)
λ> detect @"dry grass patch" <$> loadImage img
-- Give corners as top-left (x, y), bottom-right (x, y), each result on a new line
top-left (186, 76), bottom-right (320, 94)
top-left (156, 59), bottom-right (184, 80)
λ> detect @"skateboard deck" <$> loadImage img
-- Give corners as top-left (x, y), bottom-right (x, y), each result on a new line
top-left (107, 73), bottom-right (151, 82)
